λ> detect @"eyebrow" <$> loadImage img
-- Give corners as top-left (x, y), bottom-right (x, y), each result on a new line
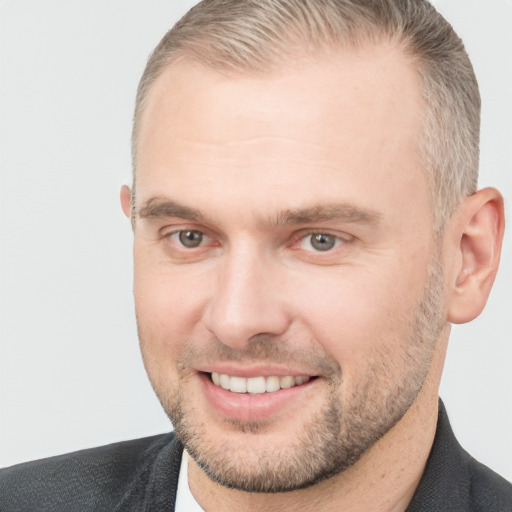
top-left (272, 204), bottom-right (381, 226)
top-left (137, 197), bottom-right (381, 227)
top-left (138, 197), bottom-right (206, 222)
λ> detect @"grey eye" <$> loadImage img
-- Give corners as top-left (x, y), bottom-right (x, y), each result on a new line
top-left (178, 230), bottom-right (204, 248)
top-left (309, 233), bottom-right (337, 251)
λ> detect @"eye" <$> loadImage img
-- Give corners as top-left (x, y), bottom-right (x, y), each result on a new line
top-left (299, 233), bottom-right (343, 252)
top-left (172, 230), bottom-right (206, 248)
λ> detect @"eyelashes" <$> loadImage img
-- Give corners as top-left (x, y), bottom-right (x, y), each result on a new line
top-left (297, 233), bottom-right (345, 252)
top-left (171, 230), bottom-right (207, 248)
top-left (164, 229), bottom-right (347, 254)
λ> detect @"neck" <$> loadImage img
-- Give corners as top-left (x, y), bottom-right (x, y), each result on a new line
top-left (188, 329), bottom-right (449, 512)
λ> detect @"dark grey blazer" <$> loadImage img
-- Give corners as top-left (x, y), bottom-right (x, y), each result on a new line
top-left (1, 401), bottom-right (511, 511)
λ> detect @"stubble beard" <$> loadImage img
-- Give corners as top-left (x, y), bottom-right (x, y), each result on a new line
top-left (140, 257), bottom-right (445, 493)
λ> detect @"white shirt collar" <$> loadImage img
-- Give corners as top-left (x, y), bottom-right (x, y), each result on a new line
top-left (175, 449), bottom-right (205, 512)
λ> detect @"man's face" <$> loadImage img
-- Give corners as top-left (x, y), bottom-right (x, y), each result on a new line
top-left (130, 44), bottom-right (447, 491)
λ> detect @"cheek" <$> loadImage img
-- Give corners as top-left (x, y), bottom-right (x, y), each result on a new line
top-left (132, 249), bottom-right (210, 362)
top-left (289, 263), bottom-right (425, 371)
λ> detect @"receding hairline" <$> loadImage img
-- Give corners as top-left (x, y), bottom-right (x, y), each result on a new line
top-left (132, 33), bottom-right (418, 168)
top-left (131, 0), bottom-right (481, 232)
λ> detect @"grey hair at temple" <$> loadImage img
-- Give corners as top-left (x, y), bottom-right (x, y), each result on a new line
top-left (131, 0), bottom-right (480, 231)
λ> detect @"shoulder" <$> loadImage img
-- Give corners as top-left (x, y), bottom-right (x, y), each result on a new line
top-left (0, 432), bottom-right (181, 511)
top-left (407, 401), bottom-right (512, 512)
top-left (465, 455), bottom-right (512, 511)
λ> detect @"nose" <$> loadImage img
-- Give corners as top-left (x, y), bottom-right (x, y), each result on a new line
top-left (203, 247), bottom-right (291, 349)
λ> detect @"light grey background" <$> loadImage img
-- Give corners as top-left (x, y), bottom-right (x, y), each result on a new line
top-left (1, 0), bottom-right (511, 481)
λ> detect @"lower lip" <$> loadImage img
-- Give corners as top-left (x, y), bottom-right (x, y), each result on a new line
top-left (199, 373), bottom-right (317, 422)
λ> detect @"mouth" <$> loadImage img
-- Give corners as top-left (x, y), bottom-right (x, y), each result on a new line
top-left (209, 372), bottom-right (313, 394)
top-left (197, 367), bottom-right (320, 422)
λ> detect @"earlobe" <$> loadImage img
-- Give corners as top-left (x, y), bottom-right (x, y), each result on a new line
top-left (447, 188), bottom-right (505, 324)
top-left (120, 185), bottom-right (132, 219)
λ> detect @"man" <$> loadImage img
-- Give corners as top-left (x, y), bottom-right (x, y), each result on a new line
top-left (1, 0), bottom-right (511, 510)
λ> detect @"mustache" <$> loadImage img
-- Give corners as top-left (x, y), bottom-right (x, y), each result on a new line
top-left (178, 333), bottom-right (341, 377)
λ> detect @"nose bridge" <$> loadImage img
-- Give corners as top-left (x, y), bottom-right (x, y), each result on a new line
top-left (204, 241), bottom-right (289, 348)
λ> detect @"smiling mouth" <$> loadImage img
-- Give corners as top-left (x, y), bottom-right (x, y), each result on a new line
top-left (208, 372), bottom-right (315, 395)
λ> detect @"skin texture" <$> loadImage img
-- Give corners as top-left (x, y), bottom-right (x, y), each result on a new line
top-left (122, 43), bottom-right (504, 511)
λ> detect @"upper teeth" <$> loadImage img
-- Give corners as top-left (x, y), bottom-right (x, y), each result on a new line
top-left (211, 372), bottom-right (310, 394)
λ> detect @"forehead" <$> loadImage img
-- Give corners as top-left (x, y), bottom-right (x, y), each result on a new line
top-left (135, 43), bottom-right (427, 222)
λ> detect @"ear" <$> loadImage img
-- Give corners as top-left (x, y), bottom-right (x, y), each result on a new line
top-left (120, 185), bottom-right (132, 219)
top-left (447, 187), bottom-right (505, 324)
